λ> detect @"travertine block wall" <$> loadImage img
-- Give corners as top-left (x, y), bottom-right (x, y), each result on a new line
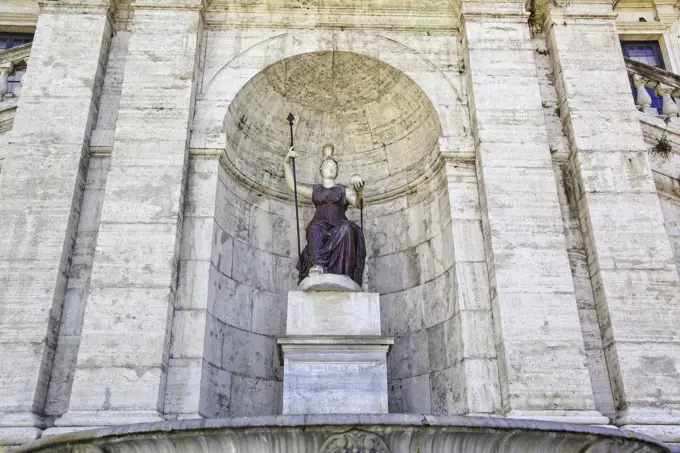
top-left (4, 0), bottom-right (680, 445)
top-left (544, 4), bottom-right (680, 438)
top-left (532, 33), bottom-right (615, 420)
top-left (44, 156), bottom-right (111, 418)
top-left (164, 154), bottom-right (219, 418)
top-left (200, 164), bottom-right (295, 417)
top-left (461, 12), bottom-right (603, 421)
top-left (553, 160), bottom-right (616, 420)
top-left (371, 168), bottom-right (456, 413)
top-left (659, 193), bottom-right (680, 277)
top-left (59, 2), bottom-right (204, 427)
top-left (443, 161), bottom-right (502, 415)
top-left (0, 1), bottom-right (113, 442)
top-left (199, 157), bottom-right (466, 415)
top-left (190, 28), bottom-right (476, 415)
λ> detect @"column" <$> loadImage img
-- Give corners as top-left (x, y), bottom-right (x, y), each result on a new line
top-left (460, 3), bottom-right (607, 422)
top-left (544, 4), bottom-right (680, 440)
top-left (0, 0), bottom-right (113, 445)
top-left (57, 0), bottom-right (204, 427)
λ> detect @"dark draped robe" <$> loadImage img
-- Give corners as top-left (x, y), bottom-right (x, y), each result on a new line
top-left (296, 184), bottom-right (366, 286)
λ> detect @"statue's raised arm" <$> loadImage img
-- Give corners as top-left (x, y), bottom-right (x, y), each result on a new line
top-left (346, 174), bottom-right (364, 209)
top-left (283, 146), bottom-right (313, 199)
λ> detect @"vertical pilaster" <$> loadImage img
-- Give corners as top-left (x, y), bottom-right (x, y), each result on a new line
top-left (57, 0), bottom-right (204, 427)
top-left (460, 4), bottom-right (606, 423)
top-left (0, 0), bottom-right (113, 444)
top-left (163, 152), bottom-right (220, 419)
top-left (545, 4), bottom-right (680, 440)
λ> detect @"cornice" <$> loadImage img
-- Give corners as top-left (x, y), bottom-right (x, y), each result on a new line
top-left (453, 0), bottom-right (531, 23)
top-left (0, 42), bottom-right (32, 68)
top-left (38, 0), bottom-right (120, 15)
top-left (616, 21), bottom-right (672, 32)
top-left (202, 5), bottom-right (456, 30)
top-left (128, 0), bottom-right (207, 11)
top-left (0, 13), bottom-right (38, 30)
top-left (529, 0), bottom-right (617, 33)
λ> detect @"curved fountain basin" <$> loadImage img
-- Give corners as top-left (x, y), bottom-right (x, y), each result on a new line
top-left (16, 414), bottom-right (670, 453)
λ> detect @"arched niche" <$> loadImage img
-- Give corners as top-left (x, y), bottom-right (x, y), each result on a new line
top-left (200, 49), bottom-right (460, 416)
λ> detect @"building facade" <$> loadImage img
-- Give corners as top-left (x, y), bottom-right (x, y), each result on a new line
top-left (1, 0), bottom-right (680, 448)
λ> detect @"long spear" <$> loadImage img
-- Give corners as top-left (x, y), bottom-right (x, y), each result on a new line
top-left (287, 113), bottom-right (302, 262)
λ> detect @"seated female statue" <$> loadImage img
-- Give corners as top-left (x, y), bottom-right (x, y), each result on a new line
top-left (283, 143), bottom-right (366, 286)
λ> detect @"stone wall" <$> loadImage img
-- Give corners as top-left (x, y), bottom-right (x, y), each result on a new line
top-left (373, 167), bottom-right (456, 413)
top-left (0, 0), bottom-right (113, 441)
top-left (200, 163), bottom-right (294, 417)
top-left (4, 0), bottom-right (680, 446)
top-left (658, 184), bottom-right (680, 278)
top-left (44, 155), bottom-right (111, 418)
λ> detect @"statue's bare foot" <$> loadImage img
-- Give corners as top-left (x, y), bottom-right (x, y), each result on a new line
top-left (309, 265), bottom-right (324, 276)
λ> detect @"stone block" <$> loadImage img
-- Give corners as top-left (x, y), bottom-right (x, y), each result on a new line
top-left (170, 310), bottom-right (207, 359)
top-left (230, 374), bottom-right (281, 417)
top-left (379, 285), bottom-right (424, 336)
top-left (198, 362), bottom-right (231, 418)
top-left (389, 329), bottom-right (431, 379)
top-left (221, 325), bottom-right (276, 380)
top-left (421, 270), bottom-right (455, 329)
top-left (208, 270), bottom-right (252, 330)
top-left (427, 316), bottom-right (459, 372)
top-left (164, 358), bottom-right (202, 415)
top-left (286, 290), bottom-right (381, 336)
top-left (400, 373), bottom-right (432, 414)
top-left (250, 288), bottom-right (286, 336)
top-left (430, 364), bottom-right (465, 415)
top-left (278, 336), bottom-right (393, 415)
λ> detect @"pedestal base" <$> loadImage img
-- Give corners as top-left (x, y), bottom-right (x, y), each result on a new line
top-left (278, 336), bottom-right (393, 415)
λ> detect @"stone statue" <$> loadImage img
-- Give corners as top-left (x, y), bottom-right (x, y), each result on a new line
top-left (284, 143), bottom-right (366, 286)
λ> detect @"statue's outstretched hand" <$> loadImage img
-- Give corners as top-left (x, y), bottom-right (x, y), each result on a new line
top-left (350, 174), bottom-right (364, 192)
top-left (285, 146), bottom-right (297, 163)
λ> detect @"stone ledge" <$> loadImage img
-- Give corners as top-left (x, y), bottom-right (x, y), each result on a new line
top-left (505, 410), bottom-right (610, 425)
top-left (278, 335), bottom-right (395, 349)
top-left (0, 427), bottom-right (41, 446)
top-left (54, 410), bottom-right (163, 427)
top-left (13, 414), bottom-right (671, 453)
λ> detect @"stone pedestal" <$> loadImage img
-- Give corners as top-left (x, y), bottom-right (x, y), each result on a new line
top-left (279, 288), bottom-right (393, 415)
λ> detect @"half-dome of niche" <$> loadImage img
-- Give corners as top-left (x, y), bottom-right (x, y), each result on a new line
top-left (223, 51), bottom-right (442, 198)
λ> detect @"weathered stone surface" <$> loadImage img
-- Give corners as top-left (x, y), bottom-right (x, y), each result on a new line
top-left (298, 274), bottom-right (361, 292)
top-left (545, 5), bottom-right (680, 438)
top-left (279, 337), bottom-right (394, 415)
top-left (0, 0), bottom-right (113, 435)
top-left (286, 291), bottom-right (380, 336)
top-left (462, 13), bottom-right (600, 418)
top-left (62, 5), bottom-right (204, 426)
top-left (12, 415), bottom-right (672, 453)
top-left (2, 0), bottom-right (680, 447)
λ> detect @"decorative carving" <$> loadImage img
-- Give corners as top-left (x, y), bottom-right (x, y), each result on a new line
top-left (319, 430), bottom-right (390, 453)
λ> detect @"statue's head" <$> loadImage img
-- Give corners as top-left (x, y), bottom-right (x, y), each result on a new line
top-left (319, 143), bottom-right (338, 179)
